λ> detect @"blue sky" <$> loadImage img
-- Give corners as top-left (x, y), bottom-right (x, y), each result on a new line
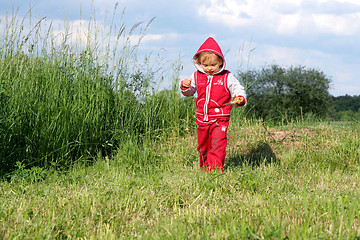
top-left (1, 0), bottom-right (360, 96)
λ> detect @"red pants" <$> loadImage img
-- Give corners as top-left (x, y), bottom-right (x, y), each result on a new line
top-left (197, 120), bottom-right (229, 172)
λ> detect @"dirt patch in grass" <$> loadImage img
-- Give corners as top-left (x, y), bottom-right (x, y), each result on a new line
top-left (226, 123), bottom-right (338, 167)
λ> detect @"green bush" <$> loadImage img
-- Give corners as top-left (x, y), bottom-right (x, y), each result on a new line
top-left (240, 65), bottom-right (334, 123)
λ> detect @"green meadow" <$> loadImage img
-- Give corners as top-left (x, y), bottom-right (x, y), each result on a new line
top-left (1, 121), bottom-right (360, 239)
top-left (1, 8), bottom-right (360, 239)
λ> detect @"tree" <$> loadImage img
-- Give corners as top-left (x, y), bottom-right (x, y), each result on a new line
top-left (239, 64), bottom-right (334, 122)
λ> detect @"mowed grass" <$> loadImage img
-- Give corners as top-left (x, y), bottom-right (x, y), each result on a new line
top-left (1, 121), bottom-right (359, 239)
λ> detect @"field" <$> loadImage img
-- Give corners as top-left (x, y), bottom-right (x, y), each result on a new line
top-left (1, 9), bottom-right (360, 239)
top-left (1, 120), bottom-right (360, 239)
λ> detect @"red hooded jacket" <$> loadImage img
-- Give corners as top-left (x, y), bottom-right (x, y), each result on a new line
top-left (181, 37), bottom-right (247, 124)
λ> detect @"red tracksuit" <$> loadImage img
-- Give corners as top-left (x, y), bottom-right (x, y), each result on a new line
top-left (180, 37), bottom-right (247, 171)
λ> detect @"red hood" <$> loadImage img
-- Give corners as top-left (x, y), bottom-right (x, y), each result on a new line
top-left (193, 37), bottom-right (226, 74)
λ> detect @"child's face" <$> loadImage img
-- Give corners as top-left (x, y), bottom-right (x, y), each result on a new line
top-left (200, 55), bottom-right (223, 75)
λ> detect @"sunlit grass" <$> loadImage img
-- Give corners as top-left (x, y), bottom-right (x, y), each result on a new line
top-left (1, 122), bottom-right (359, 239)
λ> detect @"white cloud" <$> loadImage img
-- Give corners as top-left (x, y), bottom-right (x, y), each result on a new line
top-left (249, 44), bottom-right (318, 67)
top-left (250, 43), bottom-right (340, 75)
top-left (312, 12), bottom-right (360, 35)
top-left (49, 18), bottom-right (167, 48)
top-left (51, 20), bottom-right (91, 47)
top-left (277, 13), bottom-right (301, 35)
top-left (142, 34), bottom-right (164, 42)
top-left (198, 0), bottom-right (360, 36)
top-left (338, 0), bottom-right (360, 5)
top-left (333, 74), bottom-right (360, 96)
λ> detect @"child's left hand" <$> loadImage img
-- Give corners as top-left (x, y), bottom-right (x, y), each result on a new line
top-left (226, 95), bottom-right (245, 107)
top-left (234, 96), bottom-right (245, 107)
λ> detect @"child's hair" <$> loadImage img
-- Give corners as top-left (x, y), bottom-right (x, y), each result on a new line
top-left (194, 52), bottom-right (223, 66)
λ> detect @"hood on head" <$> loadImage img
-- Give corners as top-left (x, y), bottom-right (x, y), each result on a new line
top-left (193, 37), bottom-right (226, 74)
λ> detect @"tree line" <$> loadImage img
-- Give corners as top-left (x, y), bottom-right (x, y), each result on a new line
top-left (332, 95), bottom-right (360, 121)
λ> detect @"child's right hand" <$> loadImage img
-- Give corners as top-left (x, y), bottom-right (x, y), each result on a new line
top-left (181, 79), bottom-right (191, 89)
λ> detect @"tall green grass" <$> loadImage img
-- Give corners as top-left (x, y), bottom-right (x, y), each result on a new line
top-left (0, 6), bottom-right (195, 175)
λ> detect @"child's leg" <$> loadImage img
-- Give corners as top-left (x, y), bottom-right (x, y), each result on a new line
top-left (207, 120), bottom-right (229, 171)
top-left (197, 124), bottom-right (211, 170)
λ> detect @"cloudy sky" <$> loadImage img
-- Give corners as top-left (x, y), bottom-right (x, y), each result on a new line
top-left (1, 0), bottom-right (360, 96)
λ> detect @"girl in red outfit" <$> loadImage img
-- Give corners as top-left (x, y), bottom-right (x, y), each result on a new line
top-left (180, 37), bottom-right (247, 172)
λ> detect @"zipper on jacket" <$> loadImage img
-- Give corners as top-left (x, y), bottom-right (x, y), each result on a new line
top-left (204, 75), bottom-right (213, 122)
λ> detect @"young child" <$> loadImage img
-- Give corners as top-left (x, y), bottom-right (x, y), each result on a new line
top-left (180, 37), bottom-right (247, 172)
